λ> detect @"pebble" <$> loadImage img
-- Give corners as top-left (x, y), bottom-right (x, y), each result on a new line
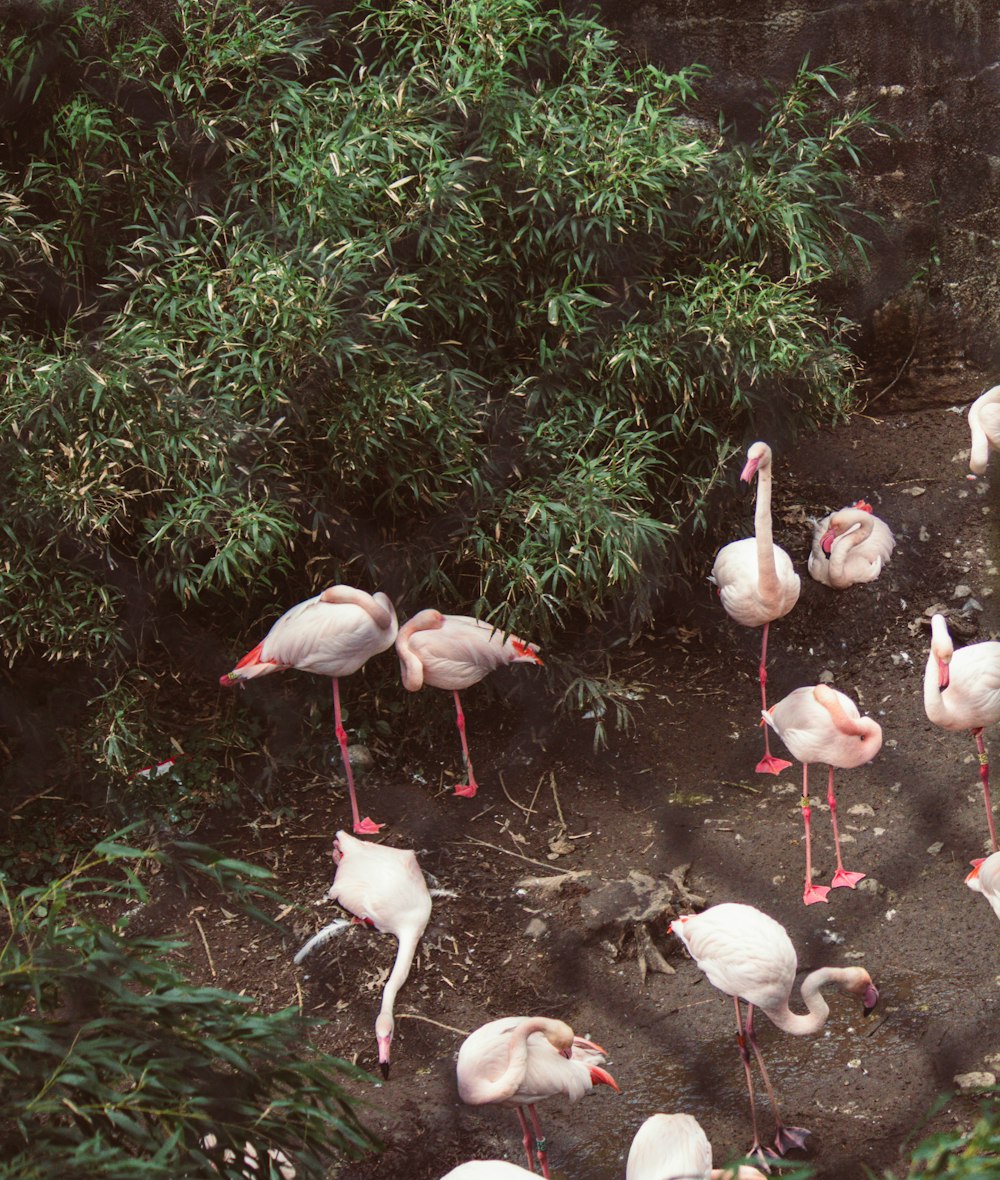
top-left (954, 1072), bottom-right (996, 1090)
top-left (927, 841), bottom-right (945, 855)
top-left (849, 803), bottom-right (875, 817)
top-left (953, 584), bottom-right (972, 598)
top-left (524, 918), bottom-right (548, 939)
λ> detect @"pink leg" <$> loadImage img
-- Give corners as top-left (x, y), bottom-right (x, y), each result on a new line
top-left (756, 622), bottom-right (791, 775)
top-left (732, 997), bottom-right (771, 1166)
top-left (801, 764), bottom-right (830, 905)
top-left (525, 1104), bottom-right (551, 1179)
top-left (745, 1006), bottom-right (810, 1155)
top-left (828, 766), bottom-right (865, 888)
top-left (332, 680), bottom-right (382, 834)
top-left (451, 690), bottom-right (479, 798)
top-left (973, 728), bottom-right (999, 853)
top-left (515, 1107), bottom-right (537, 1173)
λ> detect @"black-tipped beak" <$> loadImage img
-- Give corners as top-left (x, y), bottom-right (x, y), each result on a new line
top-left (380, 1060), bottom-right (390, 1080)
top-left (863, 983), bottom-right (880, 1015)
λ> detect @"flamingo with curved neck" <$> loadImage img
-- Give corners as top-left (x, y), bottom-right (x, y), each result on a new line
top-left (671, 902), bottom-right (878, 1164)
top-left (712, 442), bottom-right (800, 774)
top-left (457, 1015), bottom-right (618, 1178)
top-left (808, 502), bottom-right (895, 588)
top-left (765, 683), bottom-right (883, 904)
top-left (924, 612), bottom-right (1000, 855)
top-left (968, 385), bottom-right (1000, 477)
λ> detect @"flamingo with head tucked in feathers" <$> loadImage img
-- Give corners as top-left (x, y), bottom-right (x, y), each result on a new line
top-left (807, 501), bottom-right (894, 589)
top-left (456, 1015), bottom-right (619, 1178)
top-left (626, 1112), bottom-right (769, 1180)
top-left (711, 442), bottom-right (800, 775)
top-left (924, 612), bottom-right (1000, 856)
top-left (395, 610), bottom-right (543, 798)
top-left (293, 830), bottom-right (431, 1078)
top-left (671, 902), bottom-right (879, 1165)
top-left (764, 684), bottom-right (883, 905)
top-left (968, 385), bottom-right (1000, 478)
top-left (220, 585), bottom-right (397, 834)
top-left (440, 1165), bottom-right (537, 1180)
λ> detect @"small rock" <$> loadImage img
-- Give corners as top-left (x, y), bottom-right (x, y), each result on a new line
top-left (345, 745), bottom-right (374, 775)
top-left (849, 803), bottom-right (875, 817)
top-left (857, 878), bottom-right (880, 894)
top-left (953, 584), bottom-right (972, 598)
top-left (927, 841), bottom-right (945, 855)
top-left (524, 918), bottom-right (548, 939)
top-left (954, 1072), bottom-right (996, 1091)
top-left (884, 908), bottom-right (897, 921)
top-left (818, 669), bottom-right (835, 683)
top-left (903, 486), bottom-right (926, 496)
top-left (919, 525), bottom-right (930, 542)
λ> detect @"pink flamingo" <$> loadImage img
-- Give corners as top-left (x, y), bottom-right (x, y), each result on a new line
top-left (711, 442), bottom-right (800, 774)
top-left (220, 585), bottom-right (397, 834)
top-left (968, 385), bottom-right (1000, 477)
top-left (456, 1015), bottom-right (619, 1178)
top-left (293, 830), bottom-right (431, 1077)
top-left (440, 1166), bottom-right (537, 1180)
top-left (671, 903), bottom-right (878, 1164)
top-left (764, 684), bottom-right (883, 905)
top-left (807, 501), bottom-right (894, 588)
top-left (626, 1112), bottom-right (768, 1180)
top-left (966, 850), bottom-right (1000, 921)
top-left (924, 612), bottom-right (1000, 855)
top-left (395, 610), bottom-right (543, 798)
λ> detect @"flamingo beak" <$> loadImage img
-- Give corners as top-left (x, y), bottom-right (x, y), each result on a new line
top-left (740, 456), bottom-right (761, 483)
top-left (937, 658), bottom-right (950, 691)
top-left (572, 1035), bottom-right (608, 1055)
top-left (377, 1034), bottom-right (392, 1079)
top-left (820, 528), bottom-right (836, 556)
top-left (589, 1065), bottom-right (620, 1092)
top-left (862, 983), bottom-right (879, 1015)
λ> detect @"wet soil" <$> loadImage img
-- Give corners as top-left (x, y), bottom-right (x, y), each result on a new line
top-left (137, 381), bottom-right (1000, 1179)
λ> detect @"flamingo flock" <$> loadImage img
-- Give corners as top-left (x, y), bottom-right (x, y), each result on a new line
top-left (205, 396), bottom-right (999, 1180)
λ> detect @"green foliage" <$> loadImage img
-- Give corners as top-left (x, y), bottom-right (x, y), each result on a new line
top-left (887, 1092), bottom-right (1000, 1178)
top-left (0, 0), bottom-right (882, 804)
top-left (0, 831), bottom-right (380, 1177)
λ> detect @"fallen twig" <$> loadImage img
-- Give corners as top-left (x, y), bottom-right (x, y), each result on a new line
top-left (464, 837), bottom-right (565, 873)
top-left (397, 1011), bottom-right (469, 1037)
top-left (193, 916), bottom-right (216, 978)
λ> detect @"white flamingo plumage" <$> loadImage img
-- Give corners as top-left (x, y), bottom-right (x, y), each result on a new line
top-left (439, 1165), bottom-right (537, 1180)
top-left (220, 585), bottom-right (397, 833)
top-left (456, 1015), bottom-right (619, 1178)
top-left (966, 850), bottom-right (1000, 920)
top-left (626, 1112), bottom-right (769, 1180)
top-left (807, 501), bottom-right (894, 588)
top-left (968, 385), bottom-right (1000, 477)
top-left (670, 902), bottom-right (878, 1164)
top-left (711, 442), bottom-right (800, 774)
top-left (923, 612), bottom-right (1000, 855)
top-left (764, 684), bottom-right (883, 905)
top-left (395, 609), bottom-right (543, 798)
top-left (293, 830), bottom-right (431, 1077)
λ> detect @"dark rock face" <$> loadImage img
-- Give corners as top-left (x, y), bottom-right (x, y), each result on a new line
top-left (602, 0), bottom-right (1000, 407)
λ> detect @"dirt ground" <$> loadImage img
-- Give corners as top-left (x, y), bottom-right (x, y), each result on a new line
top-left (142, 376), bottom-right (1000, 1179)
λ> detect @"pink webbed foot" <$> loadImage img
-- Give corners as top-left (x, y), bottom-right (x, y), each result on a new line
top-left (773, 1124), bottom-right (811, 1155)
top-left (453, 783), bottom-right (478, 798)
top-left (746, 1142), bottom-right (780, 1173)
top-left (756, 754), bottom-right (792, 775)
top-left (353, 817), bottom-right (384, 835)
top-left (831, 868), bottom-right (866, 889)
top-left (803, 883), bottom-right (831, 905)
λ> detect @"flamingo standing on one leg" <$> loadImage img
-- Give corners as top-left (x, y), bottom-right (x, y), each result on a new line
top-left (293, 830), bottom-right (431, 1077)
top-left (711, 442), bottom-right (800, 775)
top-left (395, 610), bottom-right (543, 798)
top-left (626, 1112), bottom-right (769, 1180)
top-left (966, 850), bottom-right (1000, 921)
top-left (923, 612), bottom-right (1000, 856)
top-left (456, 1015), bottom-right (619, 1178)
top-left (968, 385), bottom-right (1000, 478)
top-left (670, 902), bottom-right (879, 1164)
top-left (807, 501), bottom-right (895, 588)
top-left (764, 684), bottom-right (883, 905)
top-left (220, 585), bottom-right (397, 834)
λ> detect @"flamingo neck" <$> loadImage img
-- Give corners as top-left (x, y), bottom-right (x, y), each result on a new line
top-left (764, 966), bottom-right (848, 1035)
top-left (469, 1017), bottom-right (565, 1104)
top-left (378, 926), bottom-right (422, 1021)
top-left (814, 688), bottom-right (877, 743)
top-left (752, 461), bottom-right (781, 603)
top-left (396, 610), bottom-right (444, 691)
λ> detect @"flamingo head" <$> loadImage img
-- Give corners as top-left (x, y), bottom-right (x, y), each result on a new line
top-left (852, 499), bottom-right (874, 513)
top-left (740, 441), bottom-right (771, 484)
top-left (510, 637), bottom-right (544, 665)
top-left (842, 967), bottom-right (879, 1015)
top-left (375, 1013), bottom-right (394, 1079)
top-left (820, 525), bottom-right (838, 555)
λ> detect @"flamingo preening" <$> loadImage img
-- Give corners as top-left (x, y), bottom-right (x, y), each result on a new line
top-left (711, 442), bottom-right (800, 774)
top-left (220, 585), bottom-right (397, 833)
top-left (671, 903), bottom-right (878, 1163)
top-left (456, 1015), bottom-right (619, 1178)
top-left (807, 501), bottom-right (894, 589)
top-left (923, 612), bottom-right (1000, 855)
top-left (968, 385), bottom-right (1000, 477)
top-left (395, 610), bottom-right (543, 798)
top-left (764, 684), bottom-right (883, 905)
top-left (966, 850), bottom-right (1000, 920)
top-left (626, 1112), bottom-right (769, 1180)
top-left (293, 830), bottom-right (431, 1077)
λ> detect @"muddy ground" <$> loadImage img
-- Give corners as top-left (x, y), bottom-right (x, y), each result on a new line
top-left (139, 377), bottom-right (1000, 1179)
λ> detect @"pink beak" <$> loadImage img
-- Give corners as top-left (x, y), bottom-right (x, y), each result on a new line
top-left (740, 456), bottom-right (761, 483)
top-left (938, 658), bottom-right (950, 691)
top-left (862, 983), bottom-right (879, 1015)
top-left (377, 1035), bottom-right (391, 1079)
top-left (820, 528), bottom-right (837, 555)
top-left (589, 1065), bottom-right (620, 1092)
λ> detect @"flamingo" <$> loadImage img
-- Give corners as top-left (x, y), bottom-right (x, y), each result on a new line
top-left (966, 850), bottom-right (1000, 920)
top-left (764, 684), bottom-right (883, 905)
top-left (395, 610), bottom-right (543, 797)
top-left (440, 1166), bottom-right (537, 1180)
top-left (968, 385), bottom-right (1000, 477)
top-left (711, 442), bottom-right (800, 774)
top-left (923, 612), bottom-right (1000, 855)
top-left (670, 902), bottom-right (878, 1163)
top-left (293, 830), bottom-right (431, 1078)
top-left (220, 585), bottom-right (397, 833)
top-left (807, 501), bottom-right (895, 588)
top-left (626, 1112), bottom-right (769, 1180)
top-left (456, 1015), bottom-right (619, 1178)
